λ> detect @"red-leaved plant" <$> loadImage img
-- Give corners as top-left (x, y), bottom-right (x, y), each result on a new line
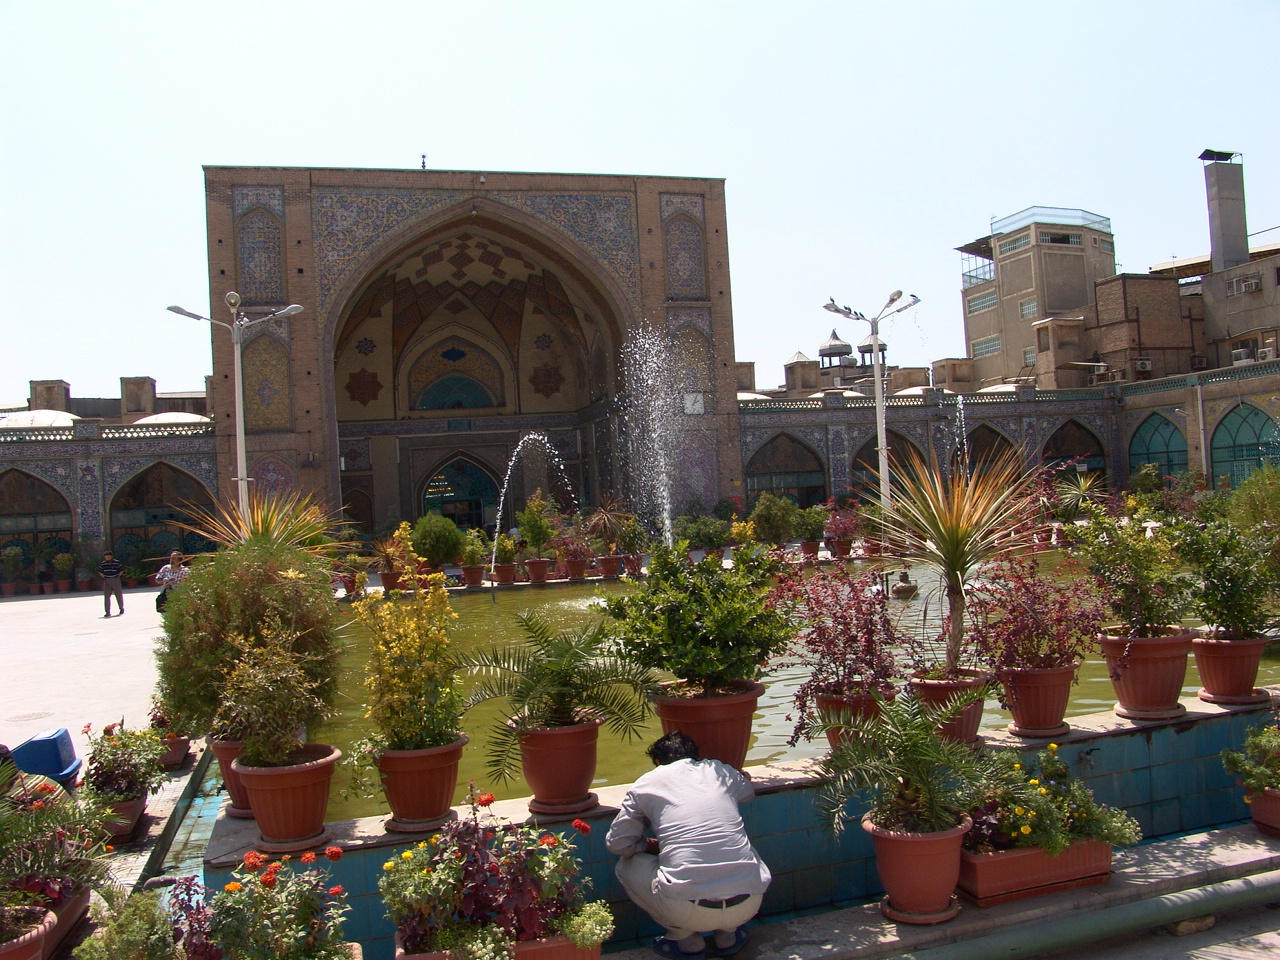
top-left (822, 496), bottom-right (862, 541)
top-left (770, 565), bottom-right (903, 745)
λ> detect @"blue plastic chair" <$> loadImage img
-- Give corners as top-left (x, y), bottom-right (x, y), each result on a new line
top-left (11, 727), bottom-right (82, 789)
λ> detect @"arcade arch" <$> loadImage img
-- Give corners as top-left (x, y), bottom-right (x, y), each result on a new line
top-left (1210, 403), bottom-right (1280, 490)
top-left (745, 433), bottom-right (827, 507)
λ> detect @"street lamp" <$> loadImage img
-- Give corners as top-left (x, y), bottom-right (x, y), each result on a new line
top-left (823, 291), bottom-right (922, 510)
top-left (167, 292), bottom-right (304, 518)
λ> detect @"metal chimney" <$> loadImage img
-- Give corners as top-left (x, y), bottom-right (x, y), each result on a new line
top-left (1202, 149), bottom-right (1249, 271)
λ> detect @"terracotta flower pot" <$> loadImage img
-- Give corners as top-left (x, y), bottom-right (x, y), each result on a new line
top-left (564, 558), bottom-right (589, 581)
top-left (54, 580), bottom-right (71, 593)
top-left (997, 662), bottom-right (1080, 738)
top-left (395, 933), bottom-right (601, 960)
top-left (815, 687), bottom-right (895, 750)
top-left (827, 538), bottom-right (852, 558)
top-left (623, 554), bottom-right (644, 577)
top-left (1100, 629), bottom-right (1194, 720)
top-left (799, 540), bottom-right (821, 564)
top-left (1192, 634), bottom-right (1269, 705)
top-left (649, 680), bottom-right (763, 770)
top-left (460, 565), bottom-right (485, 587)
top-left (104, 796), bottom-right (147, 841)
top-left (232, 743), bottom-right (341, 852)
top-left (209, 739), bottom-right (254, 818)
top-left (525, 558), bottom-right (551, 583)
top-left (158, 735), bottom-right (191, 770)
top-left (1249, 787), bottom-right (1280, 838)
top-left (597, 556), bottom-right (623, 579)
top-left (43, 886), bottom-right (91, 960)
top-left (1, 582), bottom-right (15, 596)
top-left (27, 584), bottom-right (41, 595)
top-left (863, 814), bottom-right (972, 924)
top-left (520, 718), bottom-right (604, 814)
top-left (490, 563), bottom-right (516, 585)
top-left (378, 736), bottom-right (467, 832)
top-left (910, 671), bottom-right (991, 748)
top-left (0, 909), bottom-right (55, 960)
top-left (40, 583), bottom-right (54, 595)
top-left (380, 570), bottom-right (403, 592)
top-left (958, 840), bottom-right (1112, 907)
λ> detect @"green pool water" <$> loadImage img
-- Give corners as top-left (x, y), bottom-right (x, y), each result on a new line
top-left (317, 570), bottom-right (1280, 822)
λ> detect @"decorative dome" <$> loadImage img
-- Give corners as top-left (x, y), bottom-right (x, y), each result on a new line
top-left (133, 411), bottom-right (211, 424)
top-left (0, 409), bottom-right (79, 427)
top-left (976, 383), bottom-right (1018, 393)
top-left (892, 385), bottom-right (956, 395)
top-left (736, 391), bottom-right (773, 401)
top-left (818, 329), bottom-right (853, 358)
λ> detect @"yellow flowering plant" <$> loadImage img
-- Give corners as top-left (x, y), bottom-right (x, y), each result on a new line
top-left (965, 744), bottom-right (1141, 856)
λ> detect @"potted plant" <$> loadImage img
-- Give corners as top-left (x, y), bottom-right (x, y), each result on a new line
top-left (71, 889), bottom-right (175, 960)
top-left (51, 553), bottom-right (74, 593)
top-left (1070, 511), bottom-right (1194, 720)
top-left (379, 790), bottom-right (613, 959)
top-left (458, 527), bottom-right (490, 588)
top-left (1175, 519), bottom-right (1277, 705)
top-left (120, 561), bottom-right (147, 590)
top-left (1, 760), bottom-right (114, 960)
top-left (880, 449), bottom-right (1041, 745)
top-left (582, 494), bottom-right (632, 548)
top-left (746, 492), bottom-right (797, 546)
top-left (590, 537), bottom-right (623, 579)
top-left (792, 504), bottom-right (828, 561)
top-left (812, 688), bottom-right (993, 924)
top-left (371, 531), bottom-right (409, 592)
top-left (217, 635), bottom-right (341, 852)
top-left (960, 743), bottom-right (1141, 905)
top-left (824, 496), bottom-right (861, 558)
top-left (968, 554), bottom-right (1108, 738)
top-left (81, 721), bottom-right (168, 841)
top-left (601, 541), bottom-right (791, 769)
top-left (148, 696), bottom-right (193, 771)
top-left (490, 532), bottom-right (518, 585)
top-left (517, 490), bottom-right (557, 583)
top-left (614, 517), bottom-right (650, 578)
top-left (346, 568), bottom-right (466, 832)
top-left (551, 522), bottom-right (594, 581)
top-left (769, 564), bottom-right (902, 749)
top-left (163, 848), bottom-right (351, 960)
top-left (411, 513), bottom-right (464, 573)
top-left (460, 612), bottom-right (655, 814)
top-left (1223, 720), bottom-right (1280, 837)
top-left (0, 547), bottom-right (22, 597)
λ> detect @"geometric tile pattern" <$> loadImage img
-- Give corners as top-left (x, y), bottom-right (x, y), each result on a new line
top-left (407, 336), bottom-right (505, 407)
top-left (76, 459), bottom-right (103, 539)
top-left (237, 209), bottom-right (285, 306)
top-left (242, 335), bottom-right (292, 432)
top-left (251, 456), bottom-right (295, 494)
top-left (340, 438), bottom-right (371, 472)
top-left (664, 216), bottom-right (706, 301)
top-left (660, 193), bottom-right (704, 225)
top-left (666, 306), bottom-right (712, 339)
top-left (828, 425), bottom-right (848, 493)
top-left (345, 368), bottom-right (383, 406)
top-left (232, 186), bottom-right (285, 220)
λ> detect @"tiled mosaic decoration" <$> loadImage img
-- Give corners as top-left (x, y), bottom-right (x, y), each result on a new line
top-left (664, 216), bottom-right (707, 300)
top-left (407, 337), bottom-right (505, 408)
top-left (237, 210), bottom-right (285, 306)
top-left (242, 335), bottom-right (291, 432)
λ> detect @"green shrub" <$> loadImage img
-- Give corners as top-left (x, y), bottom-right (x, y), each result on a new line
top-left (74, 891), bottom-right (178, 960)
top-left (748, 492), bottom-right (798, 545)
top-left (411, 513), bottom-right (465, 568)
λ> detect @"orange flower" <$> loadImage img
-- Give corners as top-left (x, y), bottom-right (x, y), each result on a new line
top-left (30, 800), bottom-right (44, 810)
top-left (477, 792), bottom-right (496, 807)
top-left (105, 845), bottom-right (114, 852)
top-left (300, 851), bottom-right (317, 864)
top-left (35, 782), bottom-right (56, 796)
top-left (324, 846), bottom-right (343, 862)
top-left (572, 819), bottom-right (591, 835)
top-left (328, 885), bottom-right (345, 896)
top-left (539, 834), bottom-right (558, 847)
top-left (260, 873), bottom-right (277, 889)
top-left (243, 851), bottom-right (268, 871)
top-left (224, 881), bottom-right (242, 892)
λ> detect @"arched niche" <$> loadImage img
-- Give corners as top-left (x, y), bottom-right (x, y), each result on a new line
top-left (1129, 414), bottom-right (1189, 480)
top-left (1210, 403), bottom-right (1279, 490)
top-left (242, 334), bottom-right (292, 432)
top-left (1041, 419), bottom-right (1106, 476)
top-left (967, 424), bottom-right (1017, 467)
top-left (851, 430), bottom-right (923, 499)
top-left (236, 208), bottom-right (285, 305)
top-left (417, 456), bottom-right (501, 531)
top-left (401, 330), bottom-right (510, 412)
top-left (745, 433), bottom-right (827, 507)
top-left (0, 468), bottom-right (73, 565)
top-left (108, 462), bottom-right (215, 560)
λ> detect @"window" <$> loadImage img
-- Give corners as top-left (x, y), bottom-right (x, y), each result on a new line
top-left (1040, 231), bottom-right (1082, 246)
top-left (1019, 298), bottom-right (1038, 319)
top-left (1100, 240), bottom-right (1115, 254)
top-left (1226, 273), bottom-right (1263, 297)
top-left (998, 233), bottom-right (1030, 256)
top-left (972, 336), bottom-right (1001, 358)
top-left (967, 291), bottom-right (998, 314)
top-left (1024, 348), bottom-right (1036, 366)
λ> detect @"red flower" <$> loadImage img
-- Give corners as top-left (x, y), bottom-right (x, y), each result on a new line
top-left (243, 851), bottom-right (268, 871)
top-left (30, 800), bottom-right (45, 810)
top-left (538, 834), bottom-right (558, 847)
top-left (572, 819), bottom-right (590, 835)
top-left (260, 873), bottom-right (277, 889)
top-left (328, 885), bottom-right (344, 897)
top-left (477, 792), bottom-right (496, 807)
top-left (324, 846), bottom-right (343, 862)
top-left (82, 723), bottom-right (92, 735)
top-left (264, 862), bottom-right (282, 877)
top-left (36, 782), bottom-right (56, 796)
top-left (300, 851), bottom-right (316, 864)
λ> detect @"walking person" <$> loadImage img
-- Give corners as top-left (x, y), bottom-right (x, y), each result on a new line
top-left (99, 550), bottom-right (123, 617)
top-left (154, 550), bottom-right (190, 613)
top-left (606, 731), bottom-right (770, 959)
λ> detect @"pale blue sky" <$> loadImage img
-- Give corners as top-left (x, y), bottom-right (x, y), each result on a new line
top-left (3, 0), bottom-right (1278, 402)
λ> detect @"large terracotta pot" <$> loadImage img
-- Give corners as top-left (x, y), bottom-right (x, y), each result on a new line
top-left (814, 686), bottom-right (895, 750)
top-left (958, 840), bottom-right (1112, 907)
top-left (158, 735), bottom-right (191, 770)
top-left (395, 933), bottom-right (601, 960)
top-left (525, 558), bottom-right (551, 584)
top-left (40, 583), bottom-right (54, 594)
top-left (649, 680), bottom-right (763, 770)
top-left (42, 886), bottom-right (91, 960)
top-left (1100, 629), bottom-right (1194, 720)
top-left (54, 580), bottom-right (71, 593)
top-left (460, 565), bottom-right (485, 587)
top-left (564, 558), bottom-right (589, 581)
top-left (520, 718), bottom-right (603, 814)
top-left (827, 538), bottom-right (852, 558)
top-left (26, 584), bottom-right (40, 595)
top-left (380, 570), bottom-right (403, 592)
top-left (490, 563), bottom-right (516, 585)
top-left (910, 671), bottom-right (990, 748)
top-left (209, 739), bottom-right (254, 818)
top-left (0, 582), bottom-right (14, 596)
top-left (863, 814), bottom-right (971, 924)
top-left (1250, 787), bottom-right (1280, 838)
top-left (232, 743), bottom-right (341, 852)
top-left (1193, 634), bottom-right (1269, 705)
top-left (597, 556), bottom-right (623, 579)
top-left (378, 736), bottom-right (467, 832)
top-left (997, 662), bottom-right (1079, 738)
top-left (104, 796), bottom-right (147, 841)
top-left (0, 910), bottom-right (55, 960)
top-left (622, 554), bottom-right (644, 578)
top-left (799, 540), bottom-right (821, 564)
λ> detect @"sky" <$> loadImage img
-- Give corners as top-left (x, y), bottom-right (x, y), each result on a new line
top-left (3, 0), bottom-right (1279, 403)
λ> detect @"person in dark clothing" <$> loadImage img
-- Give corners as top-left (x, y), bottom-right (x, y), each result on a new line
top-left (99, 550), bottom-right (123, 617)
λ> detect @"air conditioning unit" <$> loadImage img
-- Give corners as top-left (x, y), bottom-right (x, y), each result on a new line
top-left (1133, 358), bottom-right (1154, 372)
top-left (1190, 354), bottom-right (1209, 370)
top-left (1258, 348), bottom-right (1276, 362)
top-left (1232, 349), bottom-right (1255, 365)
top-left (1086, 374), bottom-right (1097, 386)
top-left (1242, 277), bottom-right (1262, 293)
top-left (1107, 371), bottom-right (1125, 383)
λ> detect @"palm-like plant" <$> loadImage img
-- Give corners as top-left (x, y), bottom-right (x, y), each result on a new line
top-left (812, 688), bottom-right (994, 834)
top-left (459, 612), bottom-right (657, 783)
top-left (583, 494), bottom-right (633, 545)
top-left (175, 488), bottom-right (354, 560)
top-left (876, 449), bottom-right (1041, 676)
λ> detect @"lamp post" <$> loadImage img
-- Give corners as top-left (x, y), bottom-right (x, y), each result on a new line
top-left (167, 292), bottom-right (304, 518)
top-left (823, 292), bottom-right (921, 511)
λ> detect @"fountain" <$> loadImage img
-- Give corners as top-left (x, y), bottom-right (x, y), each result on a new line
top-left (619, 325), bottom-right (683, 546)
top-left (488, 430), bottom-right (577, 570)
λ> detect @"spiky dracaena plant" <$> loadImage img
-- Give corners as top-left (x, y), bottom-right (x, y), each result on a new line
top-left (174, 488), bottom-right (354, 560)
top-left (812, 688), bottom-right (996, 835)
top-left (459, 612), bottom-right (657, 783)
top-left (874, 449), bottom-right (1041, 677)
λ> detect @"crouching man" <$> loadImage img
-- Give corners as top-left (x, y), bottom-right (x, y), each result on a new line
top-left (605, 731), bottom-right (770, 958)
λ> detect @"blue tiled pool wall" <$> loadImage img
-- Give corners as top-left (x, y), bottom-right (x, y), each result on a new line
top-left (203, 704), bottom-right (1270, 960)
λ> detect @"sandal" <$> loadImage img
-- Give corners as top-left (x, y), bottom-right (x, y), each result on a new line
top-left (709, 926), bottom-right (750, 957)
top-left (651, 937), bottom-right (704, 960)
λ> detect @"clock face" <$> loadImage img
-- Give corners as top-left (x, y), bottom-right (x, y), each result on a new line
top-left (683, 392), bottom-right (705, 415)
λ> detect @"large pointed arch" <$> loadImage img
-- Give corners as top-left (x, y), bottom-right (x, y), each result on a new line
top-left (1041, 419), bottom-right (1106, 475)
top-left (417, 455), bottom-right (501, 531)
top-left (1129, 414), bottom-right (1189, 480)
top-left (1210, 403), bottom-right (1280, 490)
top-left (967, 424), bottom-right (1018, 472)
top-left (0, 468), bottom-right (73, 568)
top-left (851, 430), bottom-right (924, 499)
top-left (745, 432), bottom-right (827, 507)
top-left (108, 462), bottom-right (215, 560)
